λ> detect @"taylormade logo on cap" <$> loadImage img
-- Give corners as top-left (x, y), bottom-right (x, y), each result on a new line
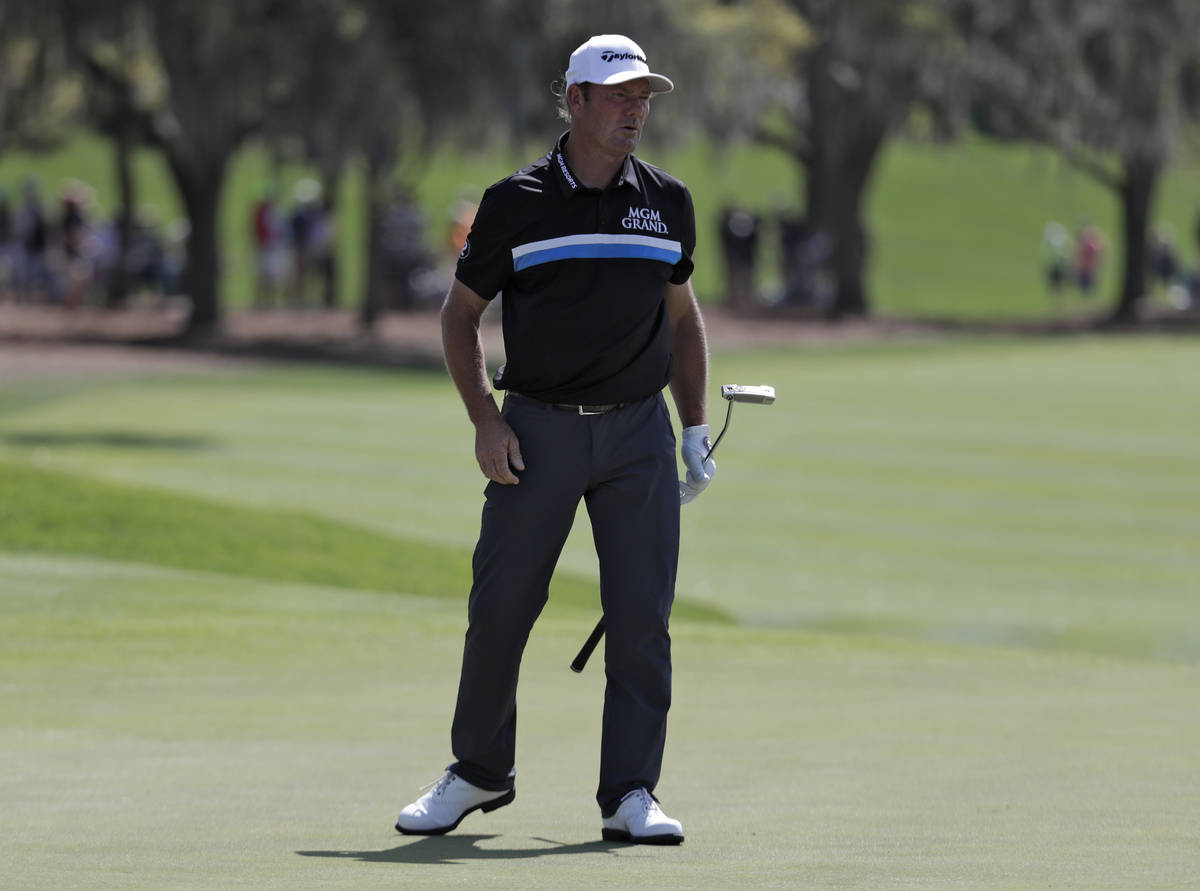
top-left (565, 34), bottom-right (674, 94)
top-left (601, 50), bottom-right (645, 63)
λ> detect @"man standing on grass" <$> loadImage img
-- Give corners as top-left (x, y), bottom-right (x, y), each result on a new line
top-left (395, 34), bottom-right (714, 845)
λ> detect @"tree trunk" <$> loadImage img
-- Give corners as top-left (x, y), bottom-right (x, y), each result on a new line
top-left (802, 122), bottom-right (884, 319)
top-left (826, 204), bottom-right (867, 318)
top-left (166, 152), bottom-right (228, 335)
top-left (360, 190), bottom-right (386, 329)
top-left (825, 128), bottom-right (884, 319)
top-left (797, 15), bottom-right (888, 319)
top-left (1110, 157), bottom-right (1159, 323)
top-left (802, 35), bottom-right (837, 232)
top-left (360, 142), bottom-right (394, 330)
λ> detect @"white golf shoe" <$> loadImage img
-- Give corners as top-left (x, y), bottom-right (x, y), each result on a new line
top-left (601, 788), bottom-right (684, 845)
top-left (395, 770), bottom-right (515, 836)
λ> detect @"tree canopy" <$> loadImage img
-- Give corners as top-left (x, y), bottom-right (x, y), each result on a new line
top-left (3, 0), bottom-right (1197, 329)
top-left (961, 0), bottom-right (1200, 320)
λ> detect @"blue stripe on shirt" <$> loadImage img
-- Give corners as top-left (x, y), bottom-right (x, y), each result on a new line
top-left (514, 242), bottom-right (681, 271)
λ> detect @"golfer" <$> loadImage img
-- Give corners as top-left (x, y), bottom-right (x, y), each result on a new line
top-left (396, 34), bottom-right (715, 845)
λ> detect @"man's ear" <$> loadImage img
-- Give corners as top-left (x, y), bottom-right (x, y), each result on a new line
top-left (567, 83), bottom-right (586, 112)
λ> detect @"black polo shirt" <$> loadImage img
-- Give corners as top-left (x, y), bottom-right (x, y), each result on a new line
top-left (455, 133), bottom-right (696, 405)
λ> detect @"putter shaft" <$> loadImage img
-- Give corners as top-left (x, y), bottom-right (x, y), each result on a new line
top-left (571, 383), bottom-right (775, 674)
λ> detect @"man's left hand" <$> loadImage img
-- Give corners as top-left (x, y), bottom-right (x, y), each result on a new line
top-left (679, 424), bottom-right (716, 505)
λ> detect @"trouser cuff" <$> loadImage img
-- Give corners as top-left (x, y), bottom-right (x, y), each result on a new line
top-left (449, 761), bottom-right (516, 793)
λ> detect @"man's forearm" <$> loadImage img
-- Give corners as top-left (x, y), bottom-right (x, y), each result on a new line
top-left (441, 298), bottom-right (500, 427)
top-left (669, 307), bottom-right (709, 429)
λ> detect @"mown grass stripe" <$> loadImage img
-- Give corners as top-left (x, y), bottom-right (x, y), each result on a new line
top-left (0, 460), bottom-right (730, 624)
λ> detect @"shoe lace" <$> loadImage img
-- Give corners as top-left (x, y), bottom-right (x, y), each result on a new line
top-left (419, 772), bottom-right (455, 798)
top-left (623, 787), bottom-right (659, 816)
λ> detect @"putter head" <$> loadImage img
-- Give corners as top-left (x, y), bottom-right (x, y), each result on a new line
top-left (720, 384), bottom-right (776, 405)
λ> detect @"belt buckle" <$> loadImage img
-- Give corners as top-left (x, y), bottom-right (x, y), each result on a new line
top-left (577, 404), bottom-right (605, 416)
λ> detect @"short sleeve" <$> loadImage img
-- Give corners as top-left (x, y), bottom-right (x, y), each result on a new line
top-left (669, 186), bottom-right (697, 285)
top-left (454, 186), bottom-right (512, 300)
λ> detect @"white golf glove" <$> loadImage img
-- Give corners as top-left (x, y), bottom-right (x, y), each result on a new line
top-left (679, 424), bottom-right (716, 506)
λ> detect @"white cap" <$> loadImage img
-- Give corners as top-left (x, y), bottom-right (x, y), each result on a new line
top-left (565, 34), bottom-right (674, 94)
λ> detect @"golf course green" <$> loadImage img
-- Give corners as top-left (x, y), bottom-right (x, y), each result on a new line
top-left (1, 333), bottom-right (1197, 888)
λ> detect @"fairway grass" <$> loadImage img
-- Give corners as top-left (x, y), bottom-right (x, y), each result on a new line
top-left (2, 336), bottom-right (1198, 887)
top-left (2, 553), bottom-right (1197, 889)
top-left (0, 460), bottom-right (722, 623)
top-left (2, 338), bottom-right (1196, 662)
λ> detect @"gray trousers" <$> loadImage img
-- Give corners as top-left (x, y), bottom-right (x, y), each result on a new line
top-left (449, 392), bottom-right (679, 814)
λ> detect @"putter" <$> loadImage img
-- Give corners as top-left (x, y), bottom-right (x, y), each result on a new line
top-left (570, 383), bottom-right (776, 673)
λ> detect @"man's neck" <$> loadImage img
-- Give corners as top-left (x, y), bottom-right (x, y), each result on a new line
top-left (561, 133), bottom-right (626, 190)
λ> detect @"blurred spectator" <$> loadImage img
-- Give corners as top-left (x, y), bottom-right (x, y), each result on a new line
top-left (1146, 225), bottom-right (1195, 311)
top-left (779, 212), bottom-right (833, 309)
top-left (15, 178), bottom-right (57, 303)
top-left (0, 188), bottom-right (14, 301)
top-left (719, 206), bottom-right (759, 310)
top-left (252, 189), bottom-right (289, 307)
top-left (1187, 201), bottom-right (1200, 307)
top-left (0, 178), bottom-right (186, 309)
top-left (162, 219), bottom-right (190, 296)
top-left (1042, 221), bottom-right (1071, 297)
top-left (1074, 222), bottom-right (1104, 297)
top-left (58, 181), bottom-right (101, 308)
top-left (86, 205), bottom-right (178, 306)
top-left (287, 178), bottom-right (322, 307)
top-left (1194, 201), bottom-right (1200, 258)
top-left (308, 194), bottom-right (337, 309)
top-left (93, 207), bottom-right (124, 303)
top-left (1147, 226), bottom-right (1179, 295)
top-left (381, 187), bottom-right (437, 310)
top-left (130, 210), bottom-right (173, 299)
top-left (59, 180), bottom-right (88, 309)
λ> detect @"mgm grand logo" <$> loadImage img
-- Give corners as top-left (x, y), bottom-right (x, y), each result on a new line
top-left (622, 206), bottom-right (668, 234)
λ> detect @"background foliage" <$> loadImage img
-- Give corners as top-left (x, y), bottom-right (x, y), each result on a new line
top-left (2, 0), bottom-right (1198, 328)
top-left (4, 129), bottom-right (1197, 320)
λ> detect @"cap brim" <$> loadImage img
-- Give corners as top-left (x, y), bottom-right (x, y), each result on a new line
top-left (599, 70), bottom-right (675, 93)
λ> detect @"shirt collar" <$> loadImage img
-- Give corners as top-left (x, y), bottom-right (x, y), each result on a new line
top-left (551, 132), bottom-right (642, 197)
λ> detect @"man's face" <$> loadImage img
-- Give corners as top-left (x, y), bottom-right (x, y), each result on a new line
top-left (572, 78), bottom-right (653, 156)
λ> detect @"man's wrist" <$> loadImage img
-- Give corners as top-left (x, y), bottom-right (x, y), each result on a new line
top-left (465, 393), bottom-right (501, 427)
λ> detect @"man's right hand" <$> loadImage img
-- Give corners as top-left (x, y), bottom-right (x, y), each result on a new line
top-left (475, 415), bottom-right (525, 484)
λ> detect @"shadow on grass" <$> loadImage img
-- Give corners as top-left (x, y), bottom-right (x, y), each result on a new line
top-left (298, 834), bottom-right (625, 864)
top-left (2, 430), bottom-right (216, 451)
